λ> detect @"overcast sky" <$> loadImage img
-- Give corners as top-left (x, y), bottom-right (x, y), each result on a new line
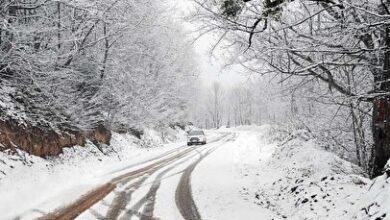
top-left (167, 0), bottom-right (247, 88)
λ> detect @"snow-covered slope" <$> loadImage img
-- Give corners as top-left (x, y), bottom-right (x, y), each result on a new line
top-left (194, 125), bottom-right (371, 220)
top-left (250, 128), bottom-right (369, 219)
top-left (355, 161), bottom-right (390, 220)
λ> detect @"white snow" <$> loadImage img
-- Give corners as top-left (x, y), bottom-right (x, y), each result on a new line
top-left (354, 162), bottom-right (390, 220)
top-left (2, 124), bottom-right (390, 220)
top-left (248, 128), bottom-right (369, 220)
top-left (192, 127), bottom-right (277, 220)
top-left (192, 125), bottom-right (370, 220)
top-left (0, 129), bottom-right (188, 220)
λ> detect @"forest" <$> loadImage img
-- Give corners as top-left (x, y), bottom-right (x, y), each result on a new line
top-left (1, 0), bottom-right (390, 178)
top-left (189, 0), bottom-right (390, 177)
top-left (0, 0), bottom-right (197, 156)
top-left (1, 0), bottom-right (390, 219)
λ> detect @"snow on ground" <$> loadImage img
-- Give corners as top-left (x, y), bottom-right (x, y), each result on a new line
top-left (2, 124), bottom-right (390, 220)
top-left (0, 127), bottom-right (188, 220)
top-left (76, 154), bottom-right (189, 220)
top-left (154, 166), bottom-right (187, 220)
top-left (354, 162), bottom-right (390, 220)
top-left (248, 128), bottom-right (369, 220)
top-left (192, 126), bottom-right (277, 220)
top-left (193, 125), bottom-right (371, 220)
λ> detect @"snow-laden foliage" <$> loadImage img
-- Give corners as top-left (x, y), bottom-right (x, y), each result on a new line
top-left (190, 0), bottom-right (390, 175)
top-left (0, 0), bottom-right (198, 132)
top-left (189, 75), bottom-right (372, 170)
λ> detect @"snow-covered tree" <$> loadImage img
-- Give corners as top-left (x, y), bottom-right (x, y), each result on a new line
top-left (191, 0), bottom-right (390, 176)
top-left (0, 0), bottom-right (198, 135)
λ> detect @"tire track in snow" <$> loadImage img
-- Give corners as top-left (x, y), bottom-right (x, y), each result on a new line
top-left (119, 147), bottom-right (211, 220)
top-left (137, 143), bottom-right (218, 220)
top-left (104, 133), bottom-right (229, 177)
top-left (36, 133), bottom-right (231, 220)
top-left (123, 164), bottom-right (178, 220)
top-left (107, 137), bottom-right (226, 219)
top-left (38, 145), bottom-right (196, 220)
top-left (175, 133), bottom-right (237, 220)
top-left (110, 133), bottom-right (228, 185)
top-left (38, 183), bottom-right (115, 220)
top-left (105, 174), bottom-right (149, 220)
top-left (104, 149), bottom-right (196, 220)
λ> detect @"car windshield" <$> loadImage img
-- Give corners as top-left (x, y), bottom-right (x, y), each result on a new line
top-left (188, 130), bottom-right (204, 136)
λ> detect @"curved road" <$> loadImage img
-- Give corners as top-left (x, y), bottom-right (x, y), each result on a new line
top-left (37, 132), bottom-right (234, 220)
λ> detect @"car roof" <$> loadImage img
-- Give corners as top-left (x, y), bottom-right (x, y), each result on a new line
top-left (188, 130), bottom-right (204, 133)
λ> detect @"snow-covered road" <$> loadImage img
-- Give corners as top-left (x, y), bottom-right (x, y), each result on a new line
top-left (7, 128), bottom-right (277, 220)
top-left (4, 126), bottom-right (369, 220)
top-left (40, 132), bottom-right (237, 220)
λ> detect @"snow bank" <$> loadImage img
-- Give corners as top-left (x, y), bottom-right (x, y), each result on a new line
top-left (0, 149), bottom-right (47, 181)
top-left (229, 126), bottom-right (390, 220)
top-left (140, 126), bottom-right (186, 147)
top-left (250, 128), bottom-right (369, 219)
top-left (355, 161), bottom-right (390, 220)
top-left (204, 125), bottom-right (370, 220)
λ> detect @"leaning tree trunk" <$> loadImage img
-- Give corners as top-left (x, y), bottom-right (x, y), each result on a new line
top-left (372, 27), bottom-right (390, 177)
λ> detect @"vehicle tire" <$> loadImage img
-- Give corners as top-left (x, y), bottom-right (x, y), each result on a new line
top-left (202, 142), bottom-right (206, 145)
top-left (187, 142), bottom-right (192, 146)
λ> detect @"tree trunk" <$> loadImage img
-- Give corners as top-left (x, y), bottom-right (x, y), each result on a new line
top-left (57, 2), bottom-right (61, 50)
top-left (0, 26), bottom-right (2, 49)
top-left (372, 27), bottom-right (390, 177)
top-left (101, 22), bottom-right (109, 79)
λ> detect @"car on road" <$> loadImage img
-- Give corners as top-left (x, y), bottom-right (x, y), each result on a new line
top-left (187, 130), bottom-right (207, 146)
